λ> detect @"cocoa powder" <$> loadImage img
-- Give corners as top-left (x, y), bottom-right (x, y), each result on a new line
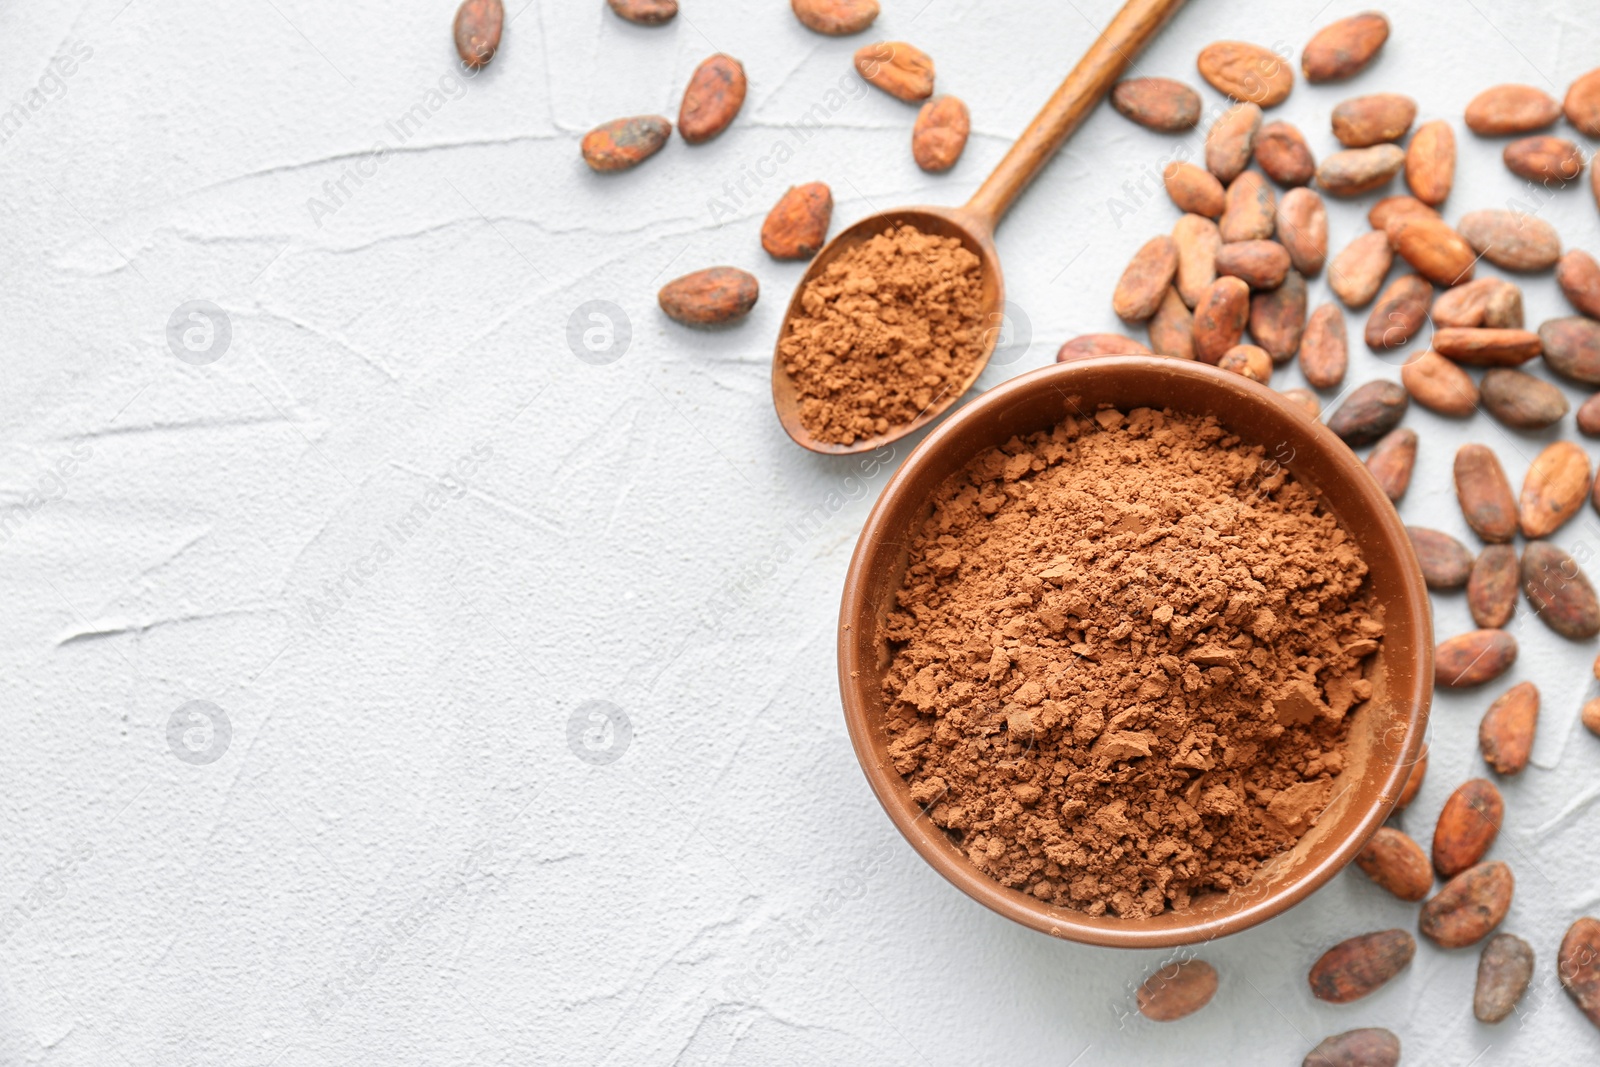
top-left (780, 224), bottom-right (984, 445)
top-left (881, 407), bottom-right (1381, 918)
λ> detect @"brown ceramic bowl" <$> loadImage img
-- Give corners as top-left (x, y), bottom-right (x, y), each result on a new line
top-left (838, 356), bottom-right (1432, 948)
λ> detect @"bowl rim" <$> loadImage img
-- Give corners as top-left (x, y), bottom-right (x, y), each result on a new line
top-left (837, 355), bottom-right (1433, 948)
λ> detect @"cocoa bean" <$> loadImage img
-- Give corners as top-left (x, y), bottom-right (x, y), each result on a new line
top-left (790, 0), bottom-right (876, 35)
top-left (1479, 681), bottom-right (1539, 776)
top-left (1255, 121), bottom-right (1316, 186)
top-left (1220, 172), bottom-right (1276, 243)
top-left (1420, 861), bottom-right (1513, 949)
top-left (1369, 194), bottom-right (1438, 231)
top-left (1113, 237), bottom-right (1179, 323)
top-left (1281, 387), bottom-right (1320, 419)
top-left (1520, 440), bottom-right (1590, 538)
top-left (1308, 930), bottom-right (1415, 1003)
top-left (1327, 379), bottom-right (1407, 446)
top-left (1485, 282), bottom-right (1525, 329)
top-left (1364, 274), bottom-right (1432, 350)
top-left (1456, 444), bottom-right (1518, 542)
top-left (1475, 934), bottom-right (1535, 1024)
top-left (1581, 394), bottom-right (1600, 437)
top-left (911, 95), bottom-right (969, 172)
top-left (1149, 287), bottom-right (1196, 360)
top-left (1388, 215), bottom-right (1475, 286)
top-left (658, 267), bottom-right (759, 326)
top-left (1408, 526), bottom-right (1474, 589)
top-left (1402, 349), bottom-right (1479, 416)
top-left (1432, 277), bottom-right (1499, 327)
top-left (1567, 68), bottom-right (1600, 137)
top-left (1197, 40), bottom-right (1294, 107)
top-left (1434, 327), bottom-right (1542, 367)
top-left (1056, 334), bottom-right (1151, 361)
top-left (1217, 240), bottom-right (1289, 289)
top-left (454, 0), bottom-right (504, 68)
top-left (1317, 144), bottom-right (1405, 197)
top-left (1468, 545), bottom-right (1519, 629)
top-left (1302, 12), bottom-right (1390, 83)
top-left (1466, 84), bottom-right (1562, 135)
top-left (678, 54), bottom-right (747, 144)
top-left (1218, 343), bottom-right (1272, 383)
top-left (1192, 276), bottom-right (1251, 363)
top-left (1365, 427), bottom-right (1415, 501)
top-left (1434, 778), bottom-right (1504, 876)
top-left (1397, 743), bottom-right (1428, 810)
top-left (1522, 540), bottom-right (1600, 640)
top-left (610, 0), bottom-right (678, 24)
top-left (1561, 916), bottom-right (1600, 1031)
top-left (1303, 1029), bottom-right (1399, 1067)
top-left (1504, 135), bottom-right (1585, 184)
top-left (1205, 103), bottom-right (1262, 184)
top-left (1174, 215), bottom-right (1222, 308)
top-left (1355, 826), bottom-right (1433, 901)
top-left (1276, 188), bottom-right (1327, 275)
top-left (1586, 698), bottom-right (1600, 735)
top-left (1479, 368), bottom-right (1568, 430)
top-left (1556, 250), bottom-right (1600, 319)
top-left (854, 41), bottom-right (934, 101)
top-left (1329, 231), bottom-right (1394, 308)
top-left (1435, 631), bottom-right (1517, 688)
top-left (1111, 77), bottom-right (1202, 132)
top-left (1404, 119), bottom-right (1456, 205)
top-left (1332, 93), bottom-right (1416, 147)
top-left (1164, 163), bottom-right (1226, 217)
top-left (582, 115), bottom-right (673, 172)
top-left (1250, 269), bottom-right (1306, 361)
top-left (1300, 303), bottom-right (1347, 388)
top-left (1136, 959), bottom-right (1218, 1021)
top-left (761, 183), bottom-right (833, 260)
top-left (1540, 316), bottom-right (1600, 384)
top-left (1458, 209), bottom-right (1562, 272)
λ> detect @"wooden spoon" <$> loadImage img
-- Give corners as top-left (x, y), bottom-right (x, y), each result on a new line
top-left (772, 0), bottom-right (1189, 454)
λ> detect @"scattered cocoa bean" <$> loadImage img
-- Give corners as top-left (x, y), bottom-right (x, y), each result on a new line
top-left (1466, 84), bottom-right (1562, 135)
top-left (1056, 334), bottom-right (1152, 360)
top-left (1205, 102), bottom-right (1263, 184)
top-left (1276, 188), bottom-right (1328, 275)
top-left (1408, 526), bottom-right (1474, 589)
top-left (1164, 163), bottom-right (1226, 217)
top-left (854, 41), bottom-right (934, 101)
top-left (1560, 916), bottom-right (1600, 1031)
top-left (1365, 427), bottom-right (1416, 501)
top-left (1193, 276), bottom-right (1252, 363)
top-left (1434, 278), bottom-right (1524, 328)
top-left (790, 0), bottom-right (876, 35)
top-left (454, 0), bottom-right (504, 68)
top-left (1369, 194), bottom-right (1438, 231)
top-left (1364, 273), bottom-right (1432, 350)
top-left (1468, 545), bottom-right (1519, 629)
top-left (1397, 743), bottom-right (1428, 810)
top-left (1479, 368), bottom-right (1568, 430)
top-left (1136, 958), bottom-right (1218, 1021)
top-left (1485, 282), bottom-right (1525, 328)
top-left (1327, 379), bottom-right (1408, 446)
top-left (1584, 698), bottom-right (1600, 736)
top-left (1329, 230), bottom-right (1394, 308)
top-left (1580, 394), bottom-right (1600, 436)
top-left (1405, 119), bottom-right (1456, 205)
top-left (1217, 240), bottom-right (1289, 289)
top-left (1317, 144), bottom-right (1405, 197)
top-left (1302, 12), bottom-right (1390, 83)
top-left (1218, 343), bottom-right (1272, 383)
top-left (1281, 387), bottom-right (1321, 418)
top-left (1402, 349), bottom-right (1479, 417)
top-left (610, 0), bottom-right (678, 24)
top-left (1388, 215), bottom-right (1475, 286)
top-left (1456, 444), bottom-right (1518, 542)
top-left (1111, 77), bottom-right (1202, 132)
top-left (1303, 1029), bottom-right (1400, 1067)
top-left (1149, 287), bottom-right (1196, 360)
top-left (1435, 631), bottom-right (1518, 688)
top-left (1434, 778), bottom-right (1504, 876)
top-left (1556, 250), bottom-right (1600, 319)
top-left (1520, 440), bottom-right (1590, 538)
top-left (1504, 135), bottom-right (1585, 184)
top-left (761, 183), bottom-right (833, 260)
top-left (1420, 861), bottom-right (1513, 949)
top-left (1567, 68), bottom-right (1600, 137)
top-left (1539, 316), bottom-right (1600, 384)
top-left (679, 54), bottom-right (747, 144)
top-left (1479, 681), bottom-right (1538, 776)
top-left (1332, 92), bottom-right (1416, 147)
top-left (1300, 303), bottom-right (1347, 388)
top-left (912, 95), bottom-right (969, 172)
top-left (1250, 269), bottom-right (1306, 361)
top-left (1458, 209), bottom-right (1562, 272)
top-left (582, 115), bottom-right (673, 172)
top-left (1198, 40), bottom-right (1294, 107)
top-left (1355, 826), bottom-right (1433, 901)
top-left (1434, 327), bottom-right (1541, 367)
top-left (658, 267), bottom-right (759, 326)
top-left (1174, 215), bottom-right (1222, 308)
top-left (1475, 934), bottom-right (1535, 1023)
top-left (1220, 172), bottom-right (1276, 243)
top-left (1255, 121), bottom-right (1316, 186)
top-left (1522, 540), bottom-right (1600, 640)
top-left (1309, 930), bottom-right (1416, 1003)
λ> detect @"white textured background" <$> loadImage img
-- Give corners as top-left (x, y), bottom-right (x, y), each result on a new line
top-left (3, 0), bottom-right (1600, 1063)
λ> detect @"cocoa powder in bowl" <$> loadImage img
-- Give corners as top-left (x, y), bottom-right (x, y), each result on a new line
top-left (881, 406), bottom-right (1383, 918)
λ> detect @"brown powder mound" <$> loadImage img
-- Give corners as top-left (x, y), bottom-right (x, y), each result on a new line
top-left (779, 224), bottom-right (984, 445)
top-left (881, 407), bottom-right (1382, 919)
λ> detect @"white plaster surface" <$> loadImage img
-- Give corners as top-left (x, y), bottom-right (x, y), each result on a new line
top-left (3, 0), bottom-right (1600, 1063)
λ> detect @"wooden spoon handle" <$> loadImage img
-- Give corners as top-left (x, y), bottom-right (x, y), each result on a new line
top-left (964, 0), bottom-right (1189, 232)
